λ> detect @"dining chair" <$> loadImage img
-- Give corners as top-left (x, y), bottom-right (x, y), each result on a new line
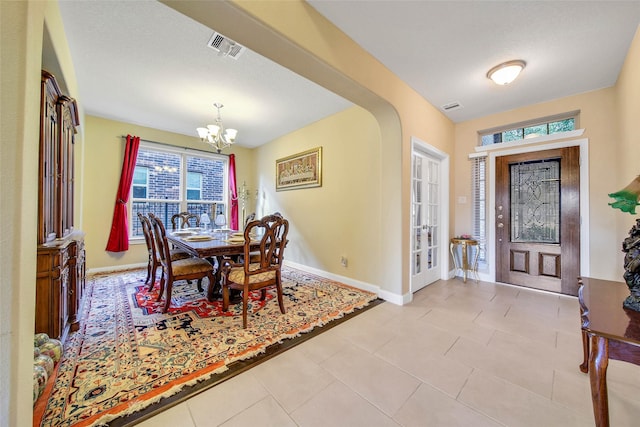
top-left (171, 212), bottom-right (200, 230)
top-left (244, 212), bottom-right (255, 229)
top-left (148, 213), bottom-right (216, 313)
top-left (137, 212), bottom-right (191, 289)
top-left (220, 215), bottom-right (289, 328)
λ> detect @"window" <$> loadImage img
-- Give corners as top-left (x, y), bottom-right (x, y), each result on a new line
top-left (480, 113), bottom-right (576, 146)
top-left (186, 172), bottom-right (202, 200)
top-left (132, 167), bottom-right (148, 199)
top-left (130, 143), bottom-right (228, 238)
top-left (471, 155), bottom-right (486, 264)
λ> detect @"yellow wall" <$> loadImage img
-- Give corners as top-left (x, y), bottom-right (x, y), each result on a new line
top-left (164, 0), bottom-right (455, 299)
top-left (83, 115), bottom-right (256, 270)
top-left (614, 26), bottom-right (640, 255)
top-left (454, 87), bottom-right (622, 280)
top-left (255, 106), bottom-right (383, 285)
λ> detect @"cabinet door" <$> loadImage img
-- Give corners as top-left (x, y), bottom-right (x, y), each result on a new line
top-left (58, 96), bottom-right (79, 236)
top-left (38, 73), bottom-right (61, 243)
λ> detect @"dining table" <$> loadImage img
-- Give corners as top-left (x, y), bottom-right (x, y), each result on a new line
top-left (166, 228), bottom-right (260, 300)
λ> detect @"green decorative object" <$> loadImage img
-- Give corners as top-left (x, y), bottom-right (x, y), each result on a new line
top-left (608, 175), bottom-right (640, 214)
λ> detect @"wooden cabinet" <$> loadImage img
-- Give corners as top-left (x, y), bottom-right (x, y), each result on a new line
top-left (36, 70), bottom-right (84, 342)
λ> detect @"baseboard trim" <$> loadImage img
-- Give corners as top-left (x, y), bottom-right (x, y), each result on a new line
top-left (284, 261), bottom-right (404, 305)
top-left (87, 263), bottom-right (147, 275)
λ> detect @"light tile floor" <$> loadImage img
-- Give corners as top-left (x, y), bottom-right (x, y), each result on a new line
top-left (137, 278), bottom-right (640, 426)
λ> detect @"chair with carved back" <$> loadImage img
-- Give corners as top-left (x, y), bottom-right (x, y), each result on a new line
top-left (221, 215), bottom-right (289, 328)
top-left (148, 213), bottom-right (216, 313)
top-left (137, 212), bottom-right (191, 289)
top-left (244, 212), bottom-right (256, 229)
top-left (171, 212), bottom-right (200, 230)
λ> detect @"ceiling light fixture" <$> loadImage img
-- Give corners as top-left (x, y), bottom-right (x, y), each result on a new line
top-left (487, 60), bottom-right (526, 85)
top-left (196, 103), bottom-right (238, 153)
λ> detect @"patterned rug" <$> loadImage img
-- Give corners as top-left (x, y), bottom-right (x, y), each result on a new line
top-left (34, 267), bottom-right (377, 427)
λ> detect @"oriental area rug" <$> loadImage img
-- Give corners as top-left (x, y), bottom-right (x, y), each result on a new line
top-left (34, 267), bottom-right (378, 427)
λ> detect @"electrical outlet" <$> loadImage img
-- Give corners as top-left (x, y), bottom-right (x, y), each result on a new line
top-left (340, 256), bottom-right (348, 267)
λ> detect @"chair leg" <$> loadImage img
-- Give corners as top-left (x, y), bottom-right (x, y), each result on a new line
top-left (242, 284), bottom-right (249, 329)
top-left (144, 256), bottom-right (152, 285)
top-left (196, 278), bottom-right (203, 292)
top-left (276, 282), bottom-right (286, 314)
top-left (163, 280), bottom-right (173, 313)
top-left (157, 272), bottom-right (165, 302)
top-left (206, 272), bottom-right (217, 301)
top-left (222, 280), bottom-right (230, 311)
top-left (148, 259), bottom-right (160, 291)
top-left (260, 289), bottom-right (267, 301)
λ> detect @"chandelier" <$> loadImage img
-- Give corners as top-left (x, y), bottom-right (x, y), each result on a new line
top-left (196, 103), bottom-right (238, 153)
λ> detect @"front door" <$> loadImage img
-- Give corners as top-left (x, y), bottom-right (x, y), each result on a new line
top-left (411, 150), bottom-right (441, 292)
top-left (495, 146), bottom-right (580, 295)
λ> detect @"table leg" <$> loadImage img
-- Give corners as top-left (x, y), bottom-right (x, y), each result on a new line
top-left (579, 329), bottom-right (590, 373)
top-left (462, 242), bottom-right (468, 283)
top-left (589, 335), bottom-right (610, 427)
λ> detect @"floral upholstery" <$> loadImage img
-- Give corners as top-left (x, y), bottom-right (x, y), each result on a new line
top-left (228, 263), bottom-right (276, 284)
top-left (171, 257), bottom-right (216, 276)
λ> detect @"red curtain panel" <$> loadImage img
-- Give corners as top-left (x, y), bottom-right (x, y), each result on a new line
top-left (229, 153), bottom-right (239, 230)
top-left (105, 135), bottom-right (140, 252)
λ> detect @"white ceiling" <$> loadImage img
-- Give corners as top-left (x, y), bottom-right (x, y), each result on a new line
top-left (56, 1), bottom-right (640, 149)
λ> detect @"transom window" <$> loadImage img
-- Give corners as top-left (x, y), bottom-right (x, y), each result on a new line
top-left (129, 143), bottom-right (228, 238)
top-left (480, 112), bottom-right (576, 146)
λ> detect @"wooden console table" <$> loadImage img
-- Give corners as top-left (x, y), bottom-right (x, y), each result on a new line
top-left (578, 277), bottom-right (640, 427)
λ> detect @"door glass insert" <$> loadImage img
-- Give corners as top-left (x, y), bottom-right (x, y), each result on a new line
top-left (510, 159), bottom-right (560, 243)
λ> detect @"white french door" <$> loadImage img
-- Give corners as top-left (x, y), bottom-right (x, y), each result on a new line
top-left (411, 149), bottom-right (442, 292)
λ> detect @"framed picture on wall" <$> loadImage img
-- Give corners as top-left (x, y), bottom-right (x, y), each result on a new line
top-left (275, 147), bottom-right (322, 191)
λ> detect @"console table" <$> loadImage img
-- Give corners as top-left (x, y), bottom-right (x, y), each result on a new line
top-left (578, 277), bottom-right (640, 427)
top-left (450, 238), bottom-right (479, 283)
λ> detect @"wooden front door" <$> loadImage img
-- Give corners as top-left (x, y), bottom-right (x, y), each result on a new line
top-left (495, 147), bottom-right (580, 295)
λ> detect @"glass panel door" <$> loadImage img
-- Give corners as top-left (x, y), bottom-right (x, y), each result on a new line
top-left (411, 151), bottom-right (441, 291)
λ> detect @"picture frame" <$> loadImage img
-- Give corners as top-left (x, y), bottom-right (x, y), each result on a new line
top-left (275, 147), bottom-right (322, 191)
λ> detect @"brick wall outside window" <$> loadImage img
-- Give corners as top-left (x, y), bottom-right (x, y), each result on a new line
top-left (131, 145), bottom-right (227, 237)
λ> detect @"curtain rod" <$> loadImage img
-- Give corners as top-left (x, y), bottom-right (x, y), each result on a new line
top-left (119, 135), bottom-right (229, 157)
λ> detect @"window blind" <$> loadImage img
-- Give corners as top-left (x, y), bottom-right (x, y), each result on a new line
top-left (471, 155), bottom-right (487, 263)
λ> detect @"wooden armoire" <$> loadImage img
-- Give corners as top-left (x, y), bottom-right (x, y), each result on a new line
top-left (36, 70), bottom-right (86, 343)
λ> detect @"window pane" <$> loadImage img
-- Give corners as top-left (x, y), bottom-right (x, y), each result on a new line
top-left (133, 167), bottom-right (148, 185)
top-left (131, 201), bottom-right (181, 237)
top-left (136, 148), bottom-right (181, 200)
top-left (549, 118), bottom-right (574, 133)
top-left (186, 189), bottom-right (200, 200)
top-left (510, 160), bottom-right (560, 243)
top-left (186, 156), bottom-right (225, 201)
top-left (503, 129), bottom-right (522, 142)
top-left (132, 186), bottom-right (147, 199)
top-left (187, 171), bottom-right (201, 189)
top-left (524, 124), bottom-right (547, 138)
top-left (481, 134), bottom-right (497, 146)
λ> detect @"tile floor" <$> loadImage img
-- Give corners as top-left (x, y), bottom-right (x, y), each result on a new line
top-left (137, 278), bottom-right (640, 426)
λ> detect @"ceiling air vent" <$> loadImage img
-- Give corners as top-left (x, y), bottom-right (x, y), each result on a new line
top-left (441, 102), bottom-right (462, 112)
top-left (207, 32), bottom-right (246, 59)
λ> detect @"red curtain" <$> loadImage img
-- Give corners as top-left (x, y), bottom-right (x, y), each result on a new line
top-left (229, 153), bottom-right (239, 230)
top-left (105, 135), bottom-right (140, 252)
